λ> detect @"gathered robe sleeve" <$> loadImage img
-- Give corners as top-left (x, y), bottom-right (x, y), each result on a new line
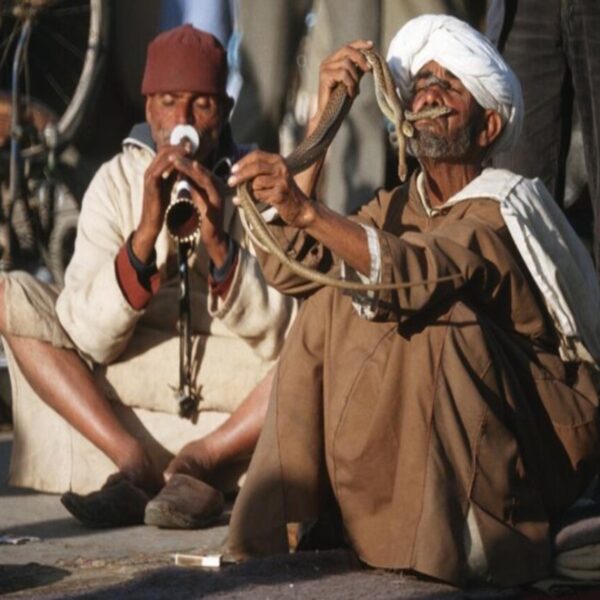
top-left (55, 161), bottom-right (143, 365)
top-left (255, 180), bottom-right (549, 338)
top-left (56, 148), bottom-right (296, 366)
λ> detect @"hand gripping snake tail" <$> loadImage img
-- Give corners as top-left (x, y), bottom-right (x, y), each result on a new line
top-left (237, 48), bottom-right (461, 292)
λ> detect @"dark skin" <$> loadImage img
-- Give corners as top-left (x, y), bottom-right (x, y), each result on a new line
top-left (227, 51), bottom-right (503, 277)
top-left (133, 92), bottom-right (280, 481)
top-left (0, 89), bottom-right (273, 493)
top-left (409, 61), bottom-right (502, 206)
top-left (133, 91), bottom-right (234, 268)
top-left (164, 366), bottom-right (274, 481)
top-left (0, 294), bottom-right (164, 492)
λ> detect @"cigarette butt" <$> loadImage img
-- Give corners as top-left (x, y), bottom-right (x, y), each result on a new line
top-left (173, 553), bottom-right (222, 568)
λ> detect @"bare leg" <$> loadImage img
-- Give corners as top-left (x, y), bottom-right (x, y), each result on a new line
top-left (0, 284), bottom-right (162, 492)
top-left (165, 366), bottom-right (274, 482)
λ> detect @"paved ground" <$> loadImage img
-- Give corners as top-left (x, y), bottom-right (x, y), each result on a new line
top-left (0, 361), bottom-right (596, 599)
top-left (0, 430), bottom-right (535, 599)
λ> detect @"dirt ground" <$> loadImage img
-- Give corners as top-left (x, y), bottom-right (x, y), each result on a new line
top-left (2, 545), bottom-right (525, 600)
top-left (0, 413), bottom-right (598, 599)
top-left (0, 429), bottom-right (540, 600)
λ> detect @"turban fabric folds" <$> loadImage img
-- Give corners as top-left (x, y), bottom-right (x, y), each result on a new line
top-left (386, 15), bottom-right (523, 156)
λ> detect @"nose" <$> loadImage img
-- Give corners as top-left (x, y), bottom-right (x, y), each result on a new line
top-left (413, 82), bottom-right (445, 113)
top-left (173, 101), bottom-right (194, 125)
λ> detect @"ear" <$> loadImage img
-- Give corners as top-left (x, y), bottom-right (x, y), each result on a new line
top-left (477, 109), bottom-right (503, 150)
top-left (144, 96), bottom-right (152, 125)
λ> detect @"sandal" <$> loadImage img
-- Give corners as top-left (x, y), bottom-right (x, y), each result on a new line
top-left (144, 474), bottom-right (224, 529)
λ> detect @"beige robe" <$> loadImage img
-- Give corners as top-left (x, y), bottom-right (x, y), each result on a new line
top-left (228, 174), bottom-right (600, 586)
top-left (1, 139), bottom-right (296, 494)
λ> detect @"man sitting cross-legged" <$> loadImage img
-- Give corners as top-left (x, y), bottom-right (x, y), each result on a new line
top-left (0, 24), bottom-right (296, 529)
top-left (225, 15), bottom-right (600, 587)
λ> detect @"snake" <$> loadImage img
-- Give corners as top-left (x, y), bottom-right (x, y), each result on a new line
top-left (236, 49), bottom-right (460, 292)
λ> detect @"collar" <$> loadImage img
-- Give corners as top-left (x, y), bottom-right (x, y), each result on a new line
top-left (416, 172), bottom-right (436, 216)
top-left (123, 122), bottom-right (155, 154)
top-left (415, 172), bottom-right (457, 216)
top-left (416, 168), bottom-right (513, 215)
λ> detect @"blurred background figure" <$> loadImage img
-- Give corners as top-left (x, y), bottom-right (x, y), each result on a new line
top-left (113, 0), bottom-right (487, 216)
top-left (282, 0), bottom-right (486, 214)
top-left (491, 0), bottom-right (599, 266)
top-left (230, 0), bottom-right (312, 151)
top-left (159, 0), bottom-right (235, 47)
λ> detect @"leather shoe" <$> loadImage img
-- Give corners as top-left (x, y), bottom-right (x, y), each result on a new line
top-left (61, 475), bottom-right (150, 528)
top-left (144, 474), bottom-right (224, 529)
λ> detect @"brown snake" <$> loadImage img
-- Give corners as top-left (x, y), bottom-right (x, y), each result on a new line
top-left (237, 49), bottom-right (461, 292)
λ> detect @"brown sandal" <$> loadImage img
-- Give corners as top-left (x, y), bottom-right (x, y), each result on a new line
top-left (144, 474), bottom-right (224, 529)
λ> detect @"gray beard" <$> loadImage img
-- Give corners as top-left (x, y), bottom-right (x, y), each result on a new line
top-left (408, 123), bottom-right (473, 159)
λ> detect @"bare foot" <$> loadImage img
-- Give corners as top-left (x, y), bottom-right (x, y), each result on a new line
top-left (164, 438), bottom-right (217, 483)
top-left (117, 443), bottom-right (164, 493)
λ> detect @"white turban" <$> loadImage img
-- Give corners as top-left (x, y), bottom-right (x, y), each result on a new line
top-left (386, 14), bottom-right (523, 156)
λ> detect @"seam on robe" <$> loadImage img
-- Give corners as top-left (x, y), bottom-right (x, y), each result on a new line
top-left (274, 361), bottom-right (292, 530)
top-left (329, 324), bottom-right (398, 500)
top-left (409, 300), bottom-right (458, 564)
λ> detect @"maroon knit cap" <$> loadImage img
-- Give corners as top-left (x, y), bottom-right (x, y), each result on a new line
top-left (141, 24), bottom-right (227, 96)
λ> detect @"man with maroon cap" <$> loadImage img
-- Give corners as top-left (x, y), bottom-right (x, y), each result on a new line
top-left (0, 24), bottom-right (295, 528)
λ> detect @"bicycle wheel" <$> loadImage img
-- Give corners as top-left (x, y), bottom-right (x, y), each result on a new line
top-left (0, 0), bottom-right (108, 158)
top-left (45, 202), bottom-right (78, 284)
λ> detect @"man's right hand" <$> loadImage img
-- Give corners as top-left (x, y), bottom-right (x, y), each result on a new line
top-left (308, 39), bottom-right (374, 134)
top-left (296, 39), bottom-right (374, 200)
top-left (132, 144), bottom-right (191, 263)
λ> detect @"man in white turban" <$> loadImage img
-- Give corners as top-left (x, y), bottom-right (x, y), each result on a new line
top-left (223, 15), bottom-right (600, 587)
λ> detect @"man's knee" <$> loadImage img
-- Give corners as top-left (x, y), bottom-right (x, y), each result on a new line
top-left (0, 270), bottom-right (62, 343)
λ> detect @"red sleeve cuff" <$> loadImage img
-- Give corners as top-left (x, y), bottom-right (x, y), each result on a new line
top-left (209, 251), bottom-right (239, 299)
top-left (115, 244), bottom-right (161, 310)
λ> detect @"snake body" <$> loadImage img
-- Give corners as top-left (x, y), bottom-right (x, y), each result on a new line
top-left (237, 49), bottom-right (458, 292)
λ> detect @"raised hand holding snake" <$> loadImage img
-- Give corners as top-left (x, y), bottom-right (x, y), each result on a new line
top-left (227, 41), bottom-right (457, 292)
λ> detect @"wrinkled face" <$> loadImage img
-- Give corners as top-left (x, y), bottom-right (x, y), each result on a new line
top-left (408, 60), bottom-right (485, 159)
top-left (145, 92), bottom-right (230, 162)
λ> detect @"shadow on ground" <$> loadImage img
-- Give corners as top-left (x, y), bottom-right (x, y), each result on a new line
top-left (43, 550), bottom-right (515, 600)
top-left (0, 563), bottom-right (71, 595)
top-left (1, 517), bottom-right (99, 541)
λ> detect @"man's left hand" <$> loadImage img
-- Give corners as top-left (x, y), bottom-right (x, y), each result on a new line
top-left (228, 150), bottom-right (315, 230)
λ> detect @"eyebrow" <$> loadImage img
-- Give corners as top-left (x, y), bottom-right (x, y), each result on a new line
top-left (158, 92), bottom-right (212, 102)
top-left (410, 69), bottom-right (460, 95)
top-left (414, 68), bottom-right (459, 82)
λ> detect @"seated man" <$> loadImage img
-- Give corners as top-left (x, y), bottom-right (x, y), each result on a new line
top-left (0, 25), bottom-right (295, 528)
top-left (225, 15), bottom-right (600, 587)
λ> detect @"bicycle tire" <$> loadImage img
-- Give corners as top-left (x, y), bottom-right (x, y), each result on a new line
top-left (54, 0), bottom-right (108, 152)
top-left (44, 203), bottom-right (79, 285)
top-left (0, 0), bottom-right (109, 159)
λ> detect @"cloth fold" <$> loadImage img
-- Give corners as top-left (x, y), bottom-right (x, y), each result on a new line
top-left (450, 168), bottom-right (600, 366)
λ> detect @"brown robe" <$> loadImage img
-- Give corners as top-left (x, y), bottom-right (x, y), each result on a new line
top-left (228, 174), bottom-right (600, 586)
